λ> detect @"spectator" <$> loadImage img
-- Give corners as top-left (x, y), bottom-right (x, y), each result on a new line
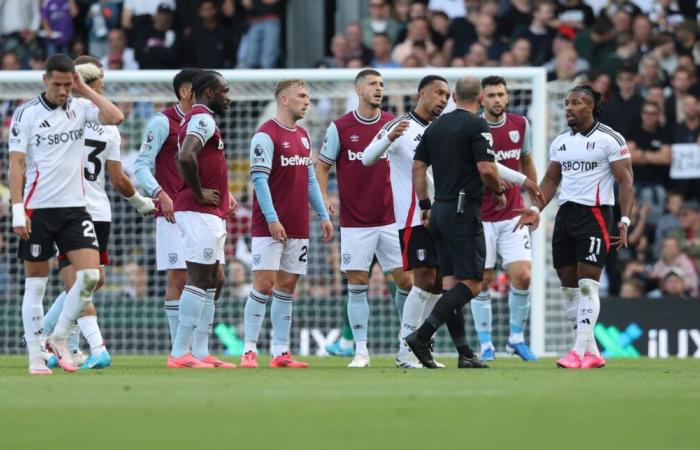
top-left (544, 32), bottom-right (590, 76)
top-left (638, 55), bottom-right (666, 97)
top-left (428, 10), bottom-right (450, 51)
top-left (666, 67), bottom-right (697, 126)
top-left (651, 236), bottom-right (698, 297)
top-left (652, 32), bottom-right (678, 75)
top-left (428, 51), bottom-right (446, 67)
top-left (509, 37), bottom-right (531, 66)
top-left (465, 41), bottom-right (489, 67)
top-left (629, 101), bottom-right (673, 222)
top-left (40, 0), bottom-right (77, 56)
top-left (512, 2), bottom-right (557, 66)
top-left (671, 94), bottom-right (700, 144)
top-left (187, 0), bottom-right (236, 68)
top-left (496, 0), bottom-right (531, 40)
top-left (674, 19), bottom-right (698, 57)
top-left (555, 0), bottom-right (595, 32)
top-left (228, 259), bottom-right (252, 298)
top-left (242, 0), bottom-right (283, 69)
top-left (106, 50), bottom-right (124, 70)
top-left (324, 34), bottom-right (348, 68)
top-left (400, 53), bottom-right (420, 68)
top-left (649, 1), bottom-right (686, 32)
top-left (100, 28), bottom-right (138, 70)
top-left (655, 191), bottom-right (684, 254)
top-left (600, 66), bottom-right (643, 138)
top-left (574, 15), bottom-right (616, 71)
top-left (0, 0), bottom-right (41, 64)
top-left (361, 0), bottom-right (399, 49)
top-left (669, 200), bottom-right (700, 262)
top-left (473, 13), bottom-right (508, 64)
top-left (1, 51), bottom-right (22, 70)
top-left (591, 71), bottom-right (613, 104)
top-left (631, 14), bottom-right (654, 55)
top-left (655, 267), bottom-right (689, 298)
top-left (547, 47), bottom-right (582, 82)
top-left (645, 84), bottom-right (668, 126)
top-left (370, 32), bottom-right (400, 68)
top-left (610, 8), bottom-right (632, 36)
top-left (135, 3), bottom-right (181, 69)
top-left (391, 17), bottom-right (435, 66)
top-left (619, 200), bottom-right (653, 263)
top-left (620, 276), bottom-right (646, 298)
top-left (345, 22), bottom-right (372, 65)
top-left (121, 0), bottom-right (174, 47)
top-left (427, 0), bottom-right (466, 20)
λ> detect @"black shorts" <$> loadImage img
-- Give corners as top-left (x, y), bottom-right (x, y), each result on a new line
top-left (17, 207), bottom-right (99, 262)
top-left (429, 200), bottom-right (485, 280)
top-left (58, 221), bottom-right (111, 269)
top-left (552, 202), bottom-right (614, 269)
top-left (398, 225), bottom-right (438, 270)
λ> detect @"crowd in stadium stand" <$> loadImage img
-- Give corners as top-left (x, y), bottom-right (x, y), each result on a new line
top-left (2, 0), bottom-right (700, 299)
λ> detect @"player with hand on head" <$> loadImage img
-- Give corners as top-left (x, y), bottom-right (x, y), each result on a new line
top-left (516, 85), bottom-right (634, 369)
top-left (135, 68), bottom-right (201, 349)
top-left (8, 53), bottom-right (124, 374)
top-left (316, 69), bottom-right (413, 368)
top-left (167, 70), bottom-right (238, 369)
top-left (40, 56), bottom-right (155, 370)
top-left (470, 75), bottom-right (539, 362)
top-left (242, 79), bottom-right (333, 369)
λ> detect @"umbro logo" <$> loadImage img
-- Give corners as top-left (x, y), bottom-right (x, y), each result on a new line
top-left (39, 120), bottom-right (50, 128)
top-left (350, 134), bottom-right (359, 142)
top-left (585, 254), bottom-right (598, 263)
top-left (557, 144), bottom-right (567, 152)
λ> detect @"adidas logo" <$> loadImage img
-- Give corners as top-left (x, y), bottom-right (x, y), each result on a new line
top-left (39, 120), bottom-right (50, 128)
top-left (585, 253), bottom-right (598, 263)
top-left (557, 144), bottom-right (566, 152)
top-left (580, 318), bottom-right (591, 325)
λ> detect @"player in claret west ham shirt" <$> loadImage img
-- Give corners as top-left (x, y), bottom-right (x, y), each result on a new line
top-left (316, 69), bottom-right (413, 368)
top-left (135, 68), bottom-right (201, 350)
top-left (516, 85), bottom-right (634, 370)
top-left (167, 70), bottom-right (238, 369)
top-left (469, 76), bottom-right (539, 363)
top-left (241, 79), bottom-right (332, 369)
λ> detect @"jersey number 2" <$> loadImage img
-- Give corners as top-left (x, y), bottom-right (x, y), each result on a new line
top-left (82, 220), bottom-right (99, 247)
top-left (84, 139), bottom-right (107, 181)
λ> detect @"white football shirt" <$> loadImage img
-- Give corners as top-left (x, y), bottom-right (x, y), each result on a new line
top-left (8, 95), bottom-right (100, 209)
top-left (83, 122), bottom-right (121, 222)
top-left (366, 111), bottom-right (434, 230)
top-left (549, 121), bottom-right (630, 207)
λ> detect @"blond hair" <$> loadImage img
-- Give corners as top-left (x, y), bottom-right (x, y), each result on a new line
top-left (274, 79), bottom-right (307, 99)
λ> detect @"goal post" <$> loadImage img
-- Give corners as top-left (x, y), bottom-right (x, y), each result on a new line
top-left (0, 67), bottom-right (559, 356)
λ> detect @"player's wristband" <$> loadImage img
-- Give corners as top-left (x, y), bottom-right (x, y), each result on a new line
top-left (419, 199), bottom-right (431, 210)
top-left (12, 203), bottom-right (26, 228)
top-left (126, 192), bottom-right (156, 215)
top-left (620, 216), bottom-right (631, 226)
top-left (529, 205), bottom-right (541, 214)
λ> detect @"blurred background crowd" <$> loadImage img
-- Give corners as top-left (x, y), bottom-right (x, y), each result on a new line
top-left (1, 0), bottom-right (700, 301)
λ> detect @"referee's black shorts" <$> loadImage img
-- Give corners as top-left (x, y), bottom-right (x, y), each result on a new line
top-left (552, 202), bottom-right (614, 269)
top-left (429, 200), bottom-right (485, 280)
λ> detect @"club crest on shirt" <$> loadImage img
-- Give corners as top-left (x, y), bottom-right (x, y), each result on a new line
top-left (416, 249), bottom-right (426, 261)
top-left (301, 137), bottom-right (310, 149)
top-left (586, 141), bottom-right (596, 150)
top-left (509, 130), bottom-right (520, 143)
top-left (203, 248), bottom-right (213, 260)
top-left (30, 244), bottom-right (41, 257)
top-left (253, 254), bottom-right (261, 265)
top-left (342, 254), bottom-right (351, 265)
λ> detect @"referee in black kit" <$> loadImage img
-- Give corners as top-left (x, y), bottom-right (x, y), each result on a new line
top-left (405, 76), bottom-right (542, 368)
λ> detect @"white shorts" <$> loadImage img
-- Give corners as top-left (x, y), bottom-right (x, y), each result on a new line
top-left (174, 211), bottom-right (227, 265)
top-left (156, 217), bottom-right (186, 271)
top-left (251, 237), bottom-right (309, 275)
top-left (340, 224), bottom-right (402, 272)
top-left (483, 216), bottom-right (532, 269)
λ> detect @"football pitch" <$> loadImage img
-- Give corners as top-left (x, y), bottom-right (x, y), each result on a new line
top-left (1, 355), bottom-right (698, 450)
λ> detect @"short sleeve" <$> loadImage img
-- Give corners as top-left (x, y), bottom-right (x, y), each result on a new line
top-left (605, 131), bottom-right (631, 162)
top-left (186, 113), bottom-right (216, 146)
top-left (106, 126), bottom-right (122, 162)
top-left (75, 98), bottom-right (100, 124)
top-left (249, 132), bottom-right (275, 174)
top-left (8, 107), bottom-right (32, 153)
top-left (549, 138), bottom-right (560, 162)
top-left (413, 129), bottom-right (431, 164)
top-left (471, 118), bottom-right (495, 162)
top-left (521, 118), bottom-right (532, 156)
top-left (318, 122), bottom-right (340, 164)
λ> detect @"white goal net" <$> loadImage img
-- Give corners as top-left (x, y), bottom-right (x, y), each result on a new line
top-left (0, 67), bottom-right (576, 356)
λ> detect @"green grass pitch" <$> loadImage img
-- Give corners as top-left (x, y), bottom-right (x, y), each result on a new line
top-left (1, 355), bottom-right (699, 450)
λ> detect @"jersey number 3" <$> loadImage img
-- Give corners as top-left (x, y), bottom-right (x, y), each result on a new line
top-left (84, 139), bottom-right (107, 181)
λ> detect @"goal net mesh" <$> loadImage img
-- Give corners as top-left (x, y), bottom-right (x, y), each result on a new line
top-left (0, 70), bottom-right (573, 356)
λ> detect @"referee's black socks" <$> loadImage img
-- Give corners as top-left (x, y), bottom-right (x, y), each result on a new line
top-left (415, 283), bottom-right (474, 347)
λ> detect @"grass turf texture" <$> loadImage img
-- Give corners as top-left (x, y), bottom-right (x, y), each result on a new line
top-left (1, 356), bottom-right (698, 450)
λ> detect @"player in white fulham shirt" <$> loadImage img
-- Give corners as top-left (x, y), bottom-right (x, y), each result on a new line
top-left (40, 57), bottom-right (155, 370)
top-left (8, 54), bottom-right (124, 375)
top-left (516, 85), bottom-right (634, 369)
